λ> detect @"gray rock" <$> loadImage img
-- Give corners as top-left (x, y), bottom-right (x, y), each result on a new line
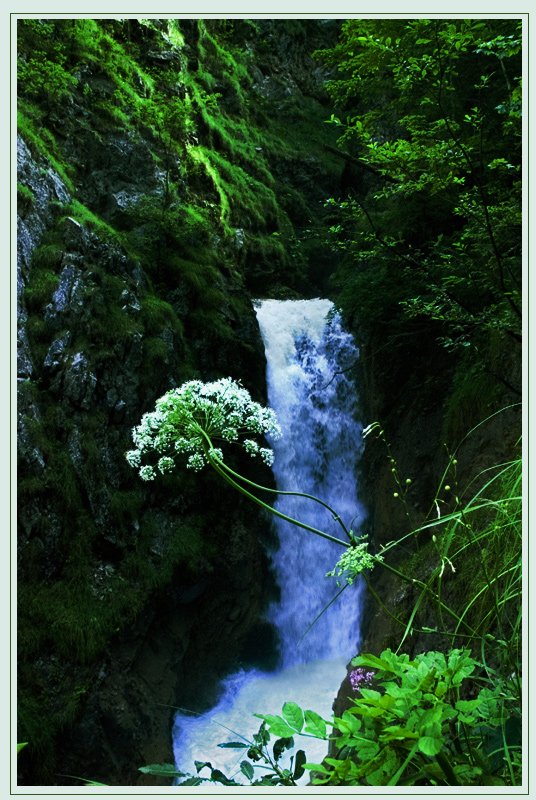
top-left (63, 352), bottom-right (97, 408)
top-left (17, 327), bottom-right (34, 381)
top-left (17, 136), bottom-right (70, 307)
top-left (18, 411), bottom-right (45, 472)
top-left (61, 216), bottom-right (93, 252)
top-left (43, 331), bottom-right (73, 371)
top-left (158, 328), bottom-right (174, 364)
top-left (147, 49), bottom-right (179, 65)
top-left (44, 265), bottom-right (84, 329)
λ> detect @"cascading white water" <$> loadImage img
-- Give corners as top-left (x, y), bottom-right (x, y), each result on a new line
top-left (258, 299), bottom-right (365, 667)
top-left (172, 299), bottom-right (365, 783)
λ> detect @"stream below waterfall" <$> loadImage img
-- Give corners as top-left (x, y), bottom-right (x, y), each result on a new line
top-left (172, 299), bottom-right (366, 784)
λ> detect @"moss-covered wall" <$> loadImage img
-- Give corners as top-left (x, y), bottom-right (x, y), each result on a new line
top-left (17, 18), bottom-right (344, 785)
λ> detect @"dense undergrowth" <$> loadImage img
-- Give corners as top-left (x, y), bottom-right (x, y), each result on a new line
top-left (207, 440), bottom-right (521, 786)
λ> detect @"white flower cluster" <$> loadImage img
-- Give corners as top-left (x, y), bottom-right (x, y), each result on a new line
top-left (243, 439), bottom-right (276, 466)
top-left (325, 535), bottom-right (383, 587)
top-left (126, 378), bottom-right (281, 479)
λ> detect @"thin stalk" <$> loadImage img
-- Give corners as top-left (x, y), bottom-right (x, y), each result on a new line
top-left (201, 429), bottom-right (483, 639)
top-left (373, 557), bottom-right (483, 639)
top-left (361, 572), bottom-right (412, 632)
top-left (298, 583), bottom-right (350, 645)
top-left (201, 441), bottom-right (348, 548)
top-left (206, 439), bottom-right (352, 540)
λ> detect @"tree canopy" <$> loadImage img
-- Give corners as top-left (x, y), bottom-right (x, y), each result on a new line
top-left (316, 19), bottom-right (522, 363)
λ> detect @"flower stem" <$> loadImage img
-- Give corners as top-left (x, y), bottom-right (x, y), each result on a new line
top-left (200, 437), bottom-right (348, 548)
top-left (203, 433), bottom-right (352, 540)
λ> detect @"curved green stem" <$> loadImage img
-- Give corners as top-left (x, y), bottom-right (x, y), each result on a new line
top-left (204, 435), bottom-right (352, 541)
top-left (361, 573), bottom-right (478, 641)
top-left (298, 583), bottom-right (350, 644)
top-left (201, 439), bottom-right (348, 548)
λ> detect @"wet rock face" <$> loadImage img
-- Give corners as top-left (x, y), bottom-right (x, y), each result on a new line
top-left (252, 20), bottom-right (338, 101)
top-left (64, 131), bottom-right (165, 224)
top-left (17, 135), bottom-right (71, 380)
top-left (56, 517), bottom-right (268, 787)
top-left (17, 139), bottom-right (273, 786)
top-left (330, 329), bottom-right (521, 725)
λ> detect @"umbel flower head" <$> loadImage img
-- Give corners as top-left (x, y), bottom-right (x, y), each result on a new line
top-left (126, 378), bottom-right (281, 480)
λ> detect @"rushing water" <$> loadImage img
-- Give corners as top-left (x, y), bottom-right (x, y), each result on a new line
top-left (173, 299), bottom-right (365, 784)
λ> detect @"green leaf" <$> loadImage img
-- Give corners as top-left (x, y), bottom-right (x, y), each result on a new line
top-left (365, 749), bottom-right (398, 785)
top-left (273, 736), bottom-right (294, 761)
top-left (211, 768), bottom-right (238, 786)
top-left (418, 722), bottom-right (443, 756)
top-left (179, 776), bottom-right (203, 786)
top-left (240, 761), bottom-right (255, 781)
top-left (380, 725), bottom-right (419, 742)
top-left (351, 653), bottom-right (393, 671)
top-left (282, 701), bottom-right (304, 732)
top-left (86, 781), bottom-right (109, 786)
top-left (455, 698), bottom-right (481, 713)
top-left (303, 762), bottom-right (331, 774)
top-left (293, 749), bottom-right (307, 780)
top-left (194, 760), bottom-right (212, 773)
top-left (355, 738), bottom-right (380, 761)
top-left (139, 763), bottom-right (187, 777)
top-left (217, 741), bottom-right (248, 749)
top-left (256, 714), bottom-right (295, 738)
top-left (304, 709), bottom-right (327, 738)
top-left (252, 721), bottom-right (270, 745)
top-left (17, 743), bottom-right (28, 755)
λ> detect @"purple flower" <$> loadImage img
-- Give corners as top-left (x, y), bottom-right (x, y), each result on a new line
top-left (349, 668), bottom-right (375, 693)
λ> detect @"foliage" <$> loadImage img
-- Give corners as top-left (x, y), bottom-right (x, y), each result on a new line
top-left (362, 416), bottom-right (522, 652)
top-left (315, 19), bottom-right (522, 358)
top-left (139, 716), bottom-right (307, 786)
top-left (326, 533), bottom-right (383, 585)
top-left (302, 648), bottom-right (518, 786)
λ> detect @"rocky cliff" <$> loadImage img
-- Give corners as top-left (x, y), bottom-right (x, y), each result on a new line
top-left (16, 18), bottom-right (343, 785)
top-left (331, 324), bottom-right (521, 727)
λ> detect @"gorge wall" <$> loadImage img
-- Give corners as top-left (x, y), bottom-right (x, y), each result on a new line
top-left (17, 18), bottom-right (345, 785)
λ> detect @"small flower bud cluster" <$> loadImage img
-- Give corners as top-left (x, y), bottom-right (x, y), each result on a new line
top-left (126, 378), bottom-right (282, 479)
top-left (325, 535), bottom-right (383, 586)
top-left (349, 668), bottom-right (375, 693)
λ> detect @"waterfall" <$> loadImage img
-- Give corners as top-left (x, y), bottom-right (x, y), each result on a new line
top-left (172, 299), bottom-right (365, 784)
top-left (258, 299), bottom-right (365, 667)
